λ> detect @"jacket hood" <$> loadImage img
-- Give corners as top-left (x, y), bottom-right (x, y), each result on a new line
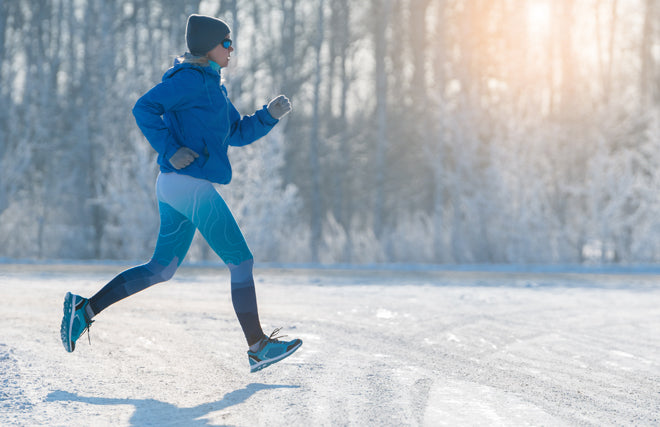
top-left (162, 53), bottom-right (219, 81)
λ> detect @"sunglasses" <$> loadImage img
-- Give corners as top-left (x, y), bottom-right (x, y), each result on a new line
top-left (221, 38), bottom-right (232, 49)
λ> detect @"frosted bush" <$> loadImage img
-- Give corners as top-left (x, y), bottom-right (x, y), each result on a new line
top-left (319, 212), bottom-right (348, 264)
top-left (383, 211), bottom-right (434, 263)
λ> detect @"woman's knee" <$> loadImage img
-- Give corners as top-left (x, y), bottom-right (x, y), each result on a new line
top-left (228, 258), bottom-right (254, 282)
top-left (146, 257), bottom-right (180, 282)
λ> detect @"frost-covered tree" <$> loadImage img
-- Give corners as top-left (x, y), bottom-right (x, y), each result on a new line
top-left (2, 0), bottom-right (660, 265)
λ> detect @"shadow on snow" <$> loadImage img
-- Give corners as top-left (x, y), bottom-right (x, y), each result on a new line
top-left (46, 383), bottom-right (299, 426)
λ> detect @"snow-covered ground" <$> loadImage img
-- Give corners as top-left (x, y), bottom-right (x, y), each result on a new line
top-left (1, 262), bottom-right (659, 426)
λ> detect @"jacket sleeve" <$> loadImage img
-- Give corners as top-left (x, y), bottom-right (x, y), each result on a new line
top-left (224, 88), bottom-right (279, 147)
top-left (132, 69), bottom-right (204, 160)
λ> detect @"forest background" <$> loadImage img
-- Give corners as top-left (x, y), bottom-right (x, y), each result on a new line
top-left (1, 0), bottom-right (660, 265)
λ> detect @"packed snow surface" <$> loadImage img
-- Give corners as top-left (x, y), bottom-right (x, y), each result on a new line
top-left (1, 263), bottom-right (659, 426)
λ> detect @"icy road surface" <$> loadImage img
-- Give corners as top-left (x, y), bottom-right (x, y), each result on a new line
top-left (1, 263), bottom-right (659, 426)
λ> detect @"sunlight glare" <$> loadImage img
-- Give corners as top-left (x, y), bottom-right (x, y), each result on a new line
top-left (527, 1), bottom-right (551, 42)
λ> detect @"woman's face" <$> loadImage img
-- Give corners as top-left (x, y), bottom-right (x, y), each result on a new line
top-left (207, 36), bottom-right (233, 68)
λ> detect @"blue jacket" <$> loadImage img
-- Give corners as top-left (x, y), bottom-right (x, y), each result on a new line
top-left (133, 55), bottom-right (279, 184)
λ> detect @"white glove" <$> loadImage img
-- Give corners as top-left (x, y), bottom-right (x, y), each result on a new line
top-left (169, 147), bottom-right (199, 170)
top-left (267, 95), bottom-right (292, 120)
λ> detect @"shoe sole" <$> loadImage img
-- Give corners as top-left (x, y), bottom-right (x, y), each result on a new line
top-left (60, 292), bottom-right (77, 353)
top-left (250, 339), bottom-right (303, 373)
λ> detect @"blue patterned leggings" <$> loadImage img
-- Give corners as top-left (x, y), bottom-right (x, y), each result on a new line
top-left (88, 173), bottom-right (264, 345)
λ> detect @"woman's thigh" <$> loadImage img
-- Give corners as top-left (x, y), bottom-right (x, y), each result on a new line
top-left (151, 201), bottom-right (197, 267)
top-left (156, 173), bottom-right (252, 265)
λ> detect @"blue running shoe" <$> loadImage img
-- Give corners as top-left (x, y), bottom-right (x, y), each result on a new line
top-left (248, 328), bottom-right (302, 373)
top-left (60, 292), bottom-right (93, 353)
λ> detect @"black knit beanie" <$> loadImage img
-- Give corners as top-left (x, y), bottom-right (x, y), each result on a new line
top-left (186, 14), bottom-right (230, 56)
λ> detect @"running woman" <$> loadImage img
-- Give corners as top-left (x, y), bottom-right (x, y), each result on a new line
top-left (60, 14), bottom-right (302, 373)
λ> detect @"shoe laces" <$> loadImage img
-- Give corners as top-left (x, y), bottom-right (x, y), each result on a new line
top-left (80, 320), bottom-right (94, 345)
top-left (75, 299), bottom-right (94, 346)
top-left (82, 317), bottom-right (94, 346)
top-left (266, 327), bottom-right (287, 343)
top-left (251, 328), bottom-right (288, 353)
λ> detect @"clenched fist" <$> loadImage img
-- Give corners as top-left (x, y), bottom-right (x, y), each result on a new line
top-left (267, 95), bottom-right (292, 120)
top-left (169, 147), bottom-right (199, 170)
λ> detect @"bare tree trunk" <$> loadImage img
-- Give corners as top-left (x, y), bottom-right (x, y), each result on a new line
top-left (225, 0), bottom-right (243, 97)
top-left (372, 0), bottom-right (392, 238)
top-left (594, 0), bottom-right (618, 103)
top-left (0, 0), bottom-right (5, 102)
top-left (409, 0), bottom-right (429, 114)
top-left (336, 0), bottom-right (352, 261)
top-left (432, 0), bottom-right (447, 263)
top-left (80, 0), bottom-right (105, 259)
top-left (327, 0), bottom-right (347, 227)
top-left (640, 0), bottom-right (655, 108)
top-left (0, 0), bottom-right (7, 183)
top-left (280, 0), bottom-right (298, 101)
top-left (309, 0), bottom-right (325, 263)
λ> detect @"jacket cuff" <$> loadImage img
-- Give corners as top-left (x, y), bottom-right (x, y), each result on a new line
top-left (260, 105), bottom-right (280, 126)
top-left (163, 135), bottom-right (181, 161)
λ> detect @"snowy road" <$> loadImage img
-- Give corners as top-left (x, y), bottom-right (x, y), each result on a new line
top-left (1, 263), bottom-right (659, 426)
